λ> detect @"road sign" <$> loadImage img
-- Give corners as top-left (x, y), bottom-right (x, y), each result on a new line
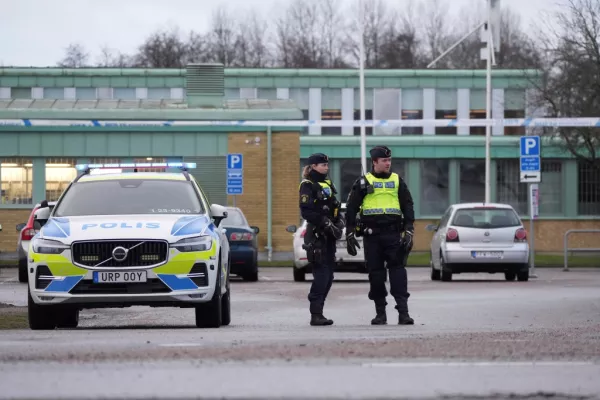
top-left (227, 153), bottom-right (243, 169)
top-left (520, 136), bottom-right (541, 183)
top-left (226, 153), bottom-right (243, 196)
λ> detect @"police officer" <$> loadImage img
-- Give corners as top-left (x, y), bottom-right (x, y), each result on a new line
top-left (299, 153), bottom-right (343, 326)
top-left (344, 145), bottom-right (416, 325)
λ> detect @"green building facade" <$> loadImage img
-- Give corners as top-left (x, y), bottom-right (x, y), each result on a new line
top-left (0, 66), bottom-right (598, 220)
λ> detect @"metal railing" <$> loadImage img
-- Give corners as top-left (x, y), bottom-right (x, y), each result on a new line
top-left (563, 229), bottom-right (600, 271)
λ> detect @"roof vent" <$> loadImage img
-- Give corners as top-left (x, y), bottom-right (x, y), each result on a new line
top-left (185, 63), bottom-right (224, 108)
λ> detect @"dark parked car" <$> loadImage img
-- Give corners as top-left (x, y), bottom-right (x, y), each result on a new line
top-left (223, 207), bottom-right (260, 282)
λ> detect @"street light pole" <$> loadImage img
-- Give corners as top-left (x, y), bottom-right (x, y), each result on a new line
top-left (484, 0), bottom-right (493, 203)
top-left (358, 0), bottom-right (367, 174)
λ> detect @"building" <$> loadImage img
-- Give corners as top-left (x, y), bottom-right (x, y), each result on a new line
top-left (0, 65), bottom-right (598, 255)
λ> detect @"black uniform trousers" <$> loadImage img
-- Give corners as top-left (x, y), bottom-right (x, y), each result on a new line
top-left (307, 236), bottom-right (336, 315)
top-left (363, 228), bottom-right (410, 313)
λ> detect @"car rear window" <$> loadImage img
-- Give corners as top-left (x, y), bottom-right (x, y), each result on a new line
top-left (222, 209), bottom-right (247, 227)
top-left (451, 208), bottom-right (521, 229)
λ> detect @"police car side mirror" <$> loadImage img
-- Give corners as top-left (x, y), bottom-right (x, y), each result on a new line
top-left (286, 225), bottom-right (297, 233)
top-left (210, 204), bottom-right (228, 227)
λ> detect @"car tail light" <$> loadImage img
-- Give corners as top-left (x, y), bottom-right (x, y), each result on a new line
top-left (300, 229), bottom-right (306, 238)
top-left (230, 232), bottom-right (254, 241)
top-left (446, 228), bottom-right (459, 242)
top-left (21, 228), bottom-right (37, 241)
top-left (514, 228), bottom-right (527, 242)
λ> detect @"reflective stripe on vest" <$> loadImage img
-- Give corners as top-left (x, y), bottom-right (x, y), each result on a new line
top-left (360, 173), bottom-right (401, 216)
top-left (299, 179), bottom-right (333, 200)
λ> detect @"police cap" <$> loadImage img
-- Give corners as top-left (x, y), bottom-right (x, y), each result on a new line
top-left (308, 153), bottom-right (329, 165)
top-left (369, 145), bottom-right (392, 159)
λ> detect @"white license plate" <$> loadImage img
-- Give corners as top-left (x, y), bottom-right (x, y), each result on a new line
top-left (472, 251), bottom-right (503, 259)
top-left (93, 271), bottom-right (147, 283)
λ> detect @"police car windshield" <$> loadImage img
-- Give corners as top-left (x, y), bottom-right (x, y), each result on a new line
top-left (53, 179), bottom-right (204, 216)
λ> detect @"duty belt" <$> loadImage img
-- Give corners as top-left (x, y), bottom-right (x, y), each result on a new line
top-left (362, 208), bottom-right (402, 215)
top-left (362, 224), bottom-right (401, 235)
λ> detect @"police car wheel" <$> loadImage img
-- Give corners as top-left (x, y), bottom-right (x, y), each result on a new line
top-left (27, 287), bottom-right (57, 330)
top-left (195, 261), bottom-right (223, 328)
top-left (55, 308), bottom-right (79, 329)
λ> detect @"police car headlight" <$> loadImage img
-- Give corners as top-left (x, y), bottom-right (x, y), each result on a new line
top-left (171, 235), bottom-right (213, 252)
top-left (32, 238), bottom-right (69, 254)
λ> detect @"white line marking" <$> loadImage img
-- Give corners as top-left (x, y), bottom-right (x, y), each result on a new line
top-left (159, 343), bottom-right (205, 347)
top-left (362, 361), bottom-right (597, 368)
top-left (0, 277), bottom-right (18, 285)
top-left (261, 276), bottom-right (272, 281)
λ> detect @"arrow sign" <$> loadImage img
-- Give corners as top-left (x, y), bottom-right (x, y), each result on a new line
top-left (520, 171), bottom-right (541, 183)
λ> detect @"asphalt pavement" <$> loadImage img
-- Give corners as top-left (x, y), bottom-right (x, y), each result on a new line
top-left (1, 267), bottom-right (599, 399)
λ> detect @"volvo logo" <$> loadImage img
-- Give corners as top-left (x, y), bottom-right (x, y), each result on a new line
top-left (112, 246), bottom-right (128, 262)
top-left (484, 231), bottom-right (490, 236)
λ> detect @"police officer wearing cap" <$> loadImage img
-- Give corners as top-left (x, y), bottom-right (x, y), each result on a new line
top-left (299, 153), bottom-right (343, 326)
top-left (344, 145), bottom-right (416, 325)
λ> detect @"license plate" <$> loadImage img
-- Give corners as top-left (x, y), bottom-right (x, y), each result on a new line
top-left (93, 271), bottom-right (147, 283)
top-left (471, 251), bottom-right (503, 259)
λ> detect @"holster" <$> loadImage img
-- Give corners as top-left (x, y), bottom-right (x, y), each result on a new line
top-left (302, 223), bottom-right (325, 263)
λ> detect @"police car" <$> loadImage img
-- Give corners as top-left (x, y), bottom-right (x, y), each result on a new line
top-left (27, 162), bottom-right (231, 330)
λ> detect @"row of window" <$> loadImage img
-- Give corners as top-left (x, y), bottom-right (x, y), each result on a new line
top-left (310, 159), bottom-right (598, 217)
top-left (317, 109), bottom-right (525, 136)
top-left (0, 157), bottom-right (167, 205)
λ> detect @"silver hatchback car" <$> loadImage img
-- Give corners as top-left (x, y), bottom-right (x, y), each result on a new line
top-left (427, 203), bottom-right (530, 282)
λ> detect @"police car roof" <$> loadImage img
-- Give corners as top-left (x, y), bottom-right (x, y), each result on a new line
top-left (77, 172), bottom-right (188, 183)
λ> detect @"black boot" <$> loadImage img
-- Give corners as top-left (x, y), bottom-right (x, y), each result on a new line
top-left (371, 304), bottom-right (387, 325)
top-left (310, 314), bottom-right (334, 326)
top-left (398, 313), bottom-right (414, 325)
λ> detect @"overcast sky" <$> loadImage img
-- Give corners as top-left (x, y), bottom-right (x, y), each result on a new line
top-left (1, 0), bottom-right (561, 67)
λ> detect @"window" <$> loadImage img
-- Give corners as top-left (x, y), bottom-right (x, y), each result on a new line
top-left (43, 88), bottom-right (65, 100)
top-left (113, 88), bottom-right (136, 100)
top-left (300, 109), bottom-right (309, 135)
top-left (401, 110), bottom-right (423, 135)
top-left (45, 158), bottom-right (77, 201)
top-left (75, 88), bottom-right (97, 100)
top-left (0, 158), bottom-right (33, 205)
top-left (459, 160), bottom-right (485, 203)
top-left (11, 88), bottom-right (32, 99)
top-left (451, 207), bottom-right (521, 228)
top-left (353, 109), bottom-right (373, 136)
top-left (53, 180), bottom-right (204, 217)
top-left (340, 159), bottom-right (363, 201)
top-left (221, 208), bottom-right (248, 227)
top-left (539, 161), bottom-right (562, 215)
top-left (420, 160), bottom-right (450, 215)
top-left (435, 110), bottom-right (457, 135)
top-left (321, 109), bottom-right (342, 136)
top-left (578, 161), bottom-right (600, 215)
top-left (496, 159), bottom-right (527, 215)
top-left (504, 109), bottom-right (525, 136)
top-left (147, 88), bottom-right (171, 100)
top-left (469, 109), bottom-right (487, 136)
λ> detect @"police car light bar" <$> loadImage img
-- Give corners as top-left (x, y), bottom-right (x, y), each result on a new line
top-left (75, 162), bottom-right (196, 171)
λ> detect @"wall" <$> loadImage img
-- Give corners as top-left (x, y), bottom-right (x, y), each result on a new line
top-left (226, 131), bottom-right (300, 253)
top-left (0, 209), bottom-right (31, 252)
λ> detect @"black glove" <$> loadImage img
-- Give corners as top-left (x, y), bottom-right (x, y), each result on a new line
top-left (323, 218), bottom-right (342, 240)
top-left (333, 218), bottom-right (345, 231)
top-left (346, 231), bottom-right (361, 256)
top-left (400, 228), bottom-right (414, 252)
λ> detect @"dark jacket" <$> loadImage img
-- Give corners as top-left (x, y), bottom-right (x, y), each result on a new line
top-left (299, 169), bottom-right (340, 229)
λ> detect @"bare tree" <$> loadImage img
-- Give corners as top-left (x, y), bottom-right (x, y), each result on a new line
top-left (57, 43), bottom-right (89, 67)
top-left (133, 27), bottom-right (188, 68)
top-left (530, 0), bottom-right (600, 169)
top-left (235, 10), bottom-right (272, 67)
top-left (274, 0), bottom-right (326, 68)
top-left (208, 5), bottom-right (239, 66)
top-left (96, 45), bottom-right (133, 67)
